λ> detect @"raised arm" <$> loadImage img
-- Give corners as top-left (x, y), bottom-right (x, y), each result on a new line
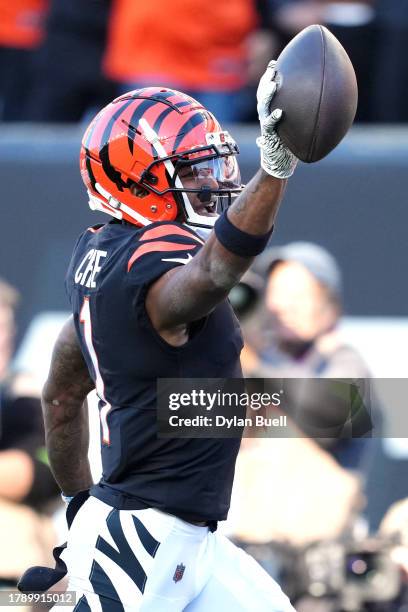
top-left (147, 63), bottom-right (298, 340)
top-left (147, 170), bottom-right (286, 332)
top-left (42, 316), bottom-right (94, 496)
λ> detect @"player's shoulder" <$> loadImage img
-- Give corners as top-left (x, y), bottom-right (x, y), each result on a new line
top-left (85, 223), bottom-right (105, 235)
top-left (127, 220), bottom-right (204, 274)
top-left (73, 223), bottom-right (106, 248)
top-left (72, 220), bottom-right (134, 254)
top-left (136, 220), bottom-right (204, 245)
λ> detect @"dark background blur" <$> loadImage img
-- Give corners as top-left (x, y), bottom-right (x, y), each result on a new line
top-left (1, 2), bottom-right (408, 606)
top-left (0, 125), bottom-right (406, 346)
top-left (1, 0), bottom-right (408, 343)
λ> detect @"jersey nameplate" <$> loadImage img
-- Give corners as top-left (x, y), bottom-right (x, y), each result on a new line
top-left (74, 249), bottom-right (107, 288)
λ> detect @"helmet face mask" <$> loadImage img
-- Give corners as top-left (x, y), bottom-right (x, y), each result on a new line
top-left (80, 87), bottom-right (243, 231)
top-left (139, 144), bottom-right (242, 228)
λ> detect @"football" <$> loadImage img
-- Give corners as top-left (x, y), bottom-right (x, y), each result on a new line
top-left (270, 24), bottom-right (358, 163)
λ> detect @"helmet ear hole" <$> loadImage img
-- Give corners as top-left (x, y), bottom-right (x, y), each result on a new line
top-left (141, 170), bottom-right (158, 185)
top-left (130, 184), bottom-right (149, 198)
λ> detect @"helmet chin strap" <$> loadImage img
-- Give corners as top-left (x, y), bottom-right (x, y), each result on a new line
top-left (88, 189), bottom-right (122, 219)
top-left (181, 179), bottom-right (220, 239)
top-left (90, 181), bottom-right (217, 240)
top-left (92, 183), bottom-right (151, 226)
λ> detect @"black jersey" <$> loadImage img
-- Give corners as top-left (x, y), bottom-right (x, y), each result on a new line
top-left (65, 219), bottom-right (243, 522)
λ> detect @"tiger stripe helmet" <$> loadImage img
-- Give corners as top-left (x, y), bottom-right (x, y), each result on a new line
top-left (80, 87), bottom-right (242, 230)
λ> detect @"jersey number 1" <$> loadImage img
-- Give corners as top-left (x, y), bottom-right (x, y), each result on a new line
top-left (80, 296), bottom-right (112, 445)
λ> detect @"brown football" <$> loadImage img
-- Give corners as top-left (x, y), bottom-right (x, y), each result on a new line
top-left (270, 25), bottom-right (358, 162)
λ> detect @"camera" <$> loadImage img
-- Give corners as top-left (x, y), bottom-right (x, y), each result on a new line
top-left (238, 536), bottom-right (404, 612)
top-left (228, 270), bottom-right (263, 319)
top-left (295, 537), bottom-right (402, 611)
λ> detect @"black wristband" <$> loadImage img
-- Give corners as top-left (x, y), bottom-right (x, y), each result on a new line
top-left (214, 211), bottom-right (273, 257)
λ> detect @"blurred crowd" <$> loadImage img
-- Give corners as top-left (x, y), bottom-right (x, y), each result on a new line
top-left (0, 279), bottom-right (59, 587)
top-left (226, 244), bottom-right (408, 611)
top-left (1, 0), bottom-right (408, 124)
top-left (1, 1), bottom-right (408, 610)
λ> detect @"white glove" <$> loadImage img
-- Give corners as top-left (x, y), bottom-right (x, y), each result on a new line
top-left (256, 60), bottom-right (298, 179)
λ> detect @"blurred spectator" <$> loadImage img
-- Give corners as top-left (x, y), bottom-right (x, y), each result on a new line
top-left (224, 243), bottom-right (379, 598)
top-left (103, 0), bottom-right (269, 122)
top-left (0, 278), bottom-right (59, 585)
top-left (241, 242), bottom-right (375, 469)
top-left (243, 242), bottom-right (365, 373)
top-left (371, 0), bottom-right (408, 123)
top-left (0, 0), bottom-right (49, 121)
top-left (380, 497), bottom-right (408, 578)
top-left (269, 1), bottom-right (377, 122)
top-left (22, 0), bottom-right (116, 122)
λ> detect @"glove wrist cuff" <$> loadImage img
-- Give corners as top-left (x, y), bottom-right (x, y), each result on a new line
top-left (257, 134), bottom-right (298, 179)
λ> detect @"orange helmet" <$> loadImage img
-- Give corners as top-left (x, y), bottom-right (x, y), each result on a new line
top-left (80, 87), bottom-right (242, 231)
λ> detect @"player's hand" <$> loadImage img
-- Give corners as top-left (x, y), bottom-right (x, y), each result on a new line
top-left (256, 60), bottom-right (298, 179)
top-left (256, 60), bottom-right (279, 128)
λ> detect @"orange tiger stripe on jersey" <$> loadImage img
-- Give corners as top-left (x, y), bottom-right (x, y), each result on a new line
top-left (127, 241), bottom-right (196, 272)
top-left (140, 225), bottom-right (203, 244)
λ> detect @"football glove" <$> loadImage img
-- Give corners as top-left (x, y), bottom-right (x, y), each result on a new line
top-left (256, 60), bottom-right (298, 179)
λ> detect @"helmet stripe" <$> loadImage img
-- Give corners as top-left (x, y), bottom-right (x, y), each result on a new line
top-left (85, 149), bottom-right (97, 192)
top-left (153, 106), bottom-right (173, 133)
top-left (127, 91), bottom-right (175, 155)
top-left (99, 98), bottom-right (135, 191)
top-left (153, 100), bottom-right (193, 133)
top-left (172, 112), bottom-right (206, 154)
top-left (127, 99), bottom-right (158, 156)
top-left (83, 110), bottom-right (103, 192)
top-left (138, 90), bottom-right (186, 111)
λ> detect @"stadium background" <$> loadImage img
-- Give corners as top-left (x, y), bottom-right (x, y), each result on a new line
top-left (1, 0), bottom-right (408, 609)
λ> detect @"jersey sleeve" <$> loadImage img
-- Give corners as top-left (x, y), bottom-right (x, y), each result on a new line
top-left (125, 221), bottom-right (204, 288)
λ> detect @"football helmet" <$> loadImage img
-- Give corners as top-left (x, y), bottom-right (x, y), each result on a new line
top-left (80, 87), bottom-right (242, 230)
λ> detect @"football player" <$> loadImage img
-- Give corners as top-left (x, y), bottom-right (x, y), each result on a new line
top-left (22, 64), bottom-right (299, 610)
